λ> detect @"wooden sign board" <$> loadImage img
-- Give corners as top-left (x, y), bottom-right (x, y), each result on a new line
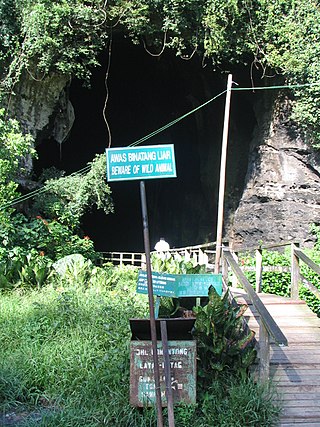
top-left (130, 340), bottom-right (196, 407)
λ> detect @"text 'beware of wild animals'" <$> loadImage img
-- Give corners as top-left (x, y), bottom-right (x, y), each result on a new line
top-left (106, 144), bottom-right (176, 182)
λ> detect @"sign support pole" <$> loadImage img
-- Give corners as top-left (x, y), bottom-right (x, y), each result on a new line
top-left (215, 74), bottom-right (233, 274)
top-left (160, 320), bottom-right (175, 427)
top-left (140, 180), bottom-right (164, 427)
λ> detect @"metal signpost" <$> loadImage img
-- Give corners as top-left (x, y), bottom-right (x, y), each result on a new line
top-left (106, 144), bottom-right (177, 427)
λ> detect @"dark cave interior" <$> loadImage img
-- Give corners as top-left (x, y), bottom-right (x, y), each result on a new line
top-left (35, 37), bottom-right (258, 252)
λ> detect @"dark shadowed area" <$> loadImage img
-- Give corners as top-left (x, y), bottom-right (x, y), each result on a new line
top-left (36, 37), bottom-right (257, 252)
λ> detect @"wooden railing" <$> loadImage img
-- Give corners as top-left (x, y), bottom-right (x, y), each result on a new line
top-left (101, 242), bottom-right (217, 268)
top-left (101, 251), bottom-right (146, 267)
top-left (239, 242), bottom-right (320, 300)
top-left (291, 243), bottom-right (320, 300)
top-left (222, 248), bottom-right (288, 381)
top-left (222, 242), bottom-right (320, 380)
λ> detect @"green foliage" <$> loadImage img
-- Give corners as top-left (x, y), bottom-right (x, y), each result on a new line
top-left (0, 154), bottom-right (112, 263)
top-left (52, 254), bottom-right (93, 287)
top-left (33, 154), bottom-right (113, 230)
top-left (151, 252), bottom-right (207, 317)
top-left (151, 252), bottom-right (206, 274)
top-left (4, 215), bottom-right (99, 262)
top-left (300, 249), bottom-right (320, 317)
top-left (193, 376), bottom-right (280, 427)
top-left (2, 1), bottom-right (320, 142)
top-left (193, 286), bottom-right (256, 381)
top-left (0, 246), bottom-right (52, 290)
top-left (311, 224), bottom-right (320, 251)
top-left (0, 0), bottom-right (108, 89)
top-left (0, 108), bottom-right (36, 237)
top-left (0, 266), bottom-right (279, 427)
top-left (241, 249), bottom-right (291, 297)
top-left (111, 0), bottom-right (206, 57)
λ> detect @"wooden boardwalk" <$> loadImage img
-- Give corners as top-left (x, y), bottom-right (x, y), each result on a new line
top-left (232, 289), bottom-right (320, 427)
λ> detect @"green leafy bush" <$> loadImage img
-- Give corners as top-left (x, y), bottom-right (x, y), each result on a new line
top-left (0, 247), bottom-right (52, 290)
top-left (0, 109), bottom-right (36, 241)
top-left (2, 1), bottom-right (320, 143)
top-left (193, 286), bottom-right (256, 381)
top-left (300, 249), bottom-right (320, 317)
top-left (151, 252), bottom-right (206, 274)
top-left (0, 154), bottom-right (111, 267)
top-left (6, 215), bottom-right (99, 262)
top-left (151, 252), bottom-right (207, 317)
top-left (33, 154), bottom-right (113, 231)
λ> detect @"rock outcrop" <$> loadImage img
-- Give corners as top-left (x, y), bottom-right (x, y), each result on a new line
top-left (8, 72), bottom-right (74, 146)
top-left (229, 93), bottom-right (320, 249)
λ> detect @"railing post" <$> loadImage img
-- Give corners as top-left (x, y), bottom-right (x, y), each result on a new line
top-left (231, 251), bottom-right (239, 288)
top-left (256, 248), bottom-right (263, 293)
top-left (259, 321), bottom-right (270, 382)
top-left (221, 250), bottom-right (228, 290)
top-left (141, 253), bottom-right (146, 269)
top-left (291, 243), bottom-right (300, 299)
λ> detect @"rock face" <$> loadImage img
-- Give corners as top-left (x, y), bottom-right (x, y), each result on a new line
top-left (229, 93), bottom-right (320, 249)
top-left (8, 72), bottom-right (74, 146)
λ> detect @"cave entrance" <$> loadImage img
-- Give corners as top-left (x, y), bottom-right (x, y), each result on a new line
top-left (52, 37), bottom-right (256, 252)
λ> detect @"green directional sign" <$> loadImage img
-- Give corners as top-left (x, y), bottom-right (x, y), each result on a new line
top-left (137, 270), bottom-right (223, 298)
top-left (106, 144), bottom-right (177, 182)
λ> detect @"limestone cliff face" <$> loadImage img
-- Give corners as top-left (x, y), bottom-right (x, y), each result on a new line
top-left (229, 93), bottom-right (320, 249)
top-left (8, 72), bottom-right (74, 146)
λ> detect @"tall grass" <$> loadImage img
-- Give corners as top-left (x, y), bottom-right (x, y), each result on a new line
top-left (0, 265), bottom-right (280, 426)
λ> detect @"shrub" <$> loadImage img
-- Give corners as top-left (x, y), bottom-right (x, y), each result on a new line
top-left (193, 286), bottom-right (256, 382)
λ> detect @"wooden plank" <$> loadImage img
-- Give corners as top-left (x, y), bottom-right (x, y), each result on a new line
top-left (278, 399), bottom-right (319, 411)
top-left (281, 407), bottom-right (320, 417)
top-left (258, 334), bottom-right (320, 344)
top-left (270, 355), bottom-right (320, 364)
top-left (272, 368), bottom-right (320, 376)
top-left (247, 317), bottom-right (320, 327)
top-left (247, 305), bottom-right (318, 317)
top-left (247, 311), bottom-right (318, 320)
top-left (271, 346), bottom-right (320, 353)
top-left (280, 422), bottom-right (320, 427)
top-left (272, 376), bottom-right (320, 386)
top-left (277, 385), bottom-right (320, 393)
top-left (280, 392), bottom-right (320, 400)
top-left (301, 277), bottom-right (320, 300)
top-left (271, 366), bottom-right (320, 372)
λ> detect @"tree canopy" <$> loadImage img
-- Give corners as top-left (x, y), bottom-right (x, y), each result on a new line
top-left (1, 0), bottom-right (320, 142)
